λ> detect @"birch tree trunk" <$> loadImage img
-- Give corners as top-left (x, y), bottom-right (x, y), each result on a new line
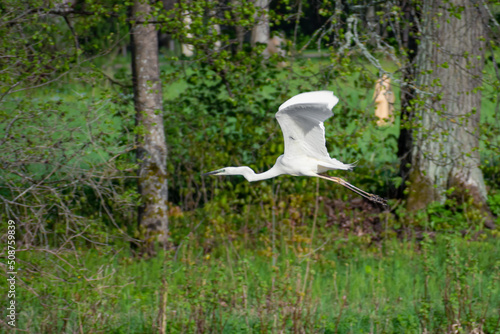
top-left (407, 0), bottom-right (490, 219)
top-left (181, 11), bottom-right (194, 57)
top-left (251, 0), bottom-right (270, 49)
top-left (131, 0), bottom-right (169, 250)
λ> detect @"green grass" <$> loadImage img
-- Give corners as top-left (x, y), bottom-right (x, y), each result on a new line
top-left (16, 234), bottom-right (500, 333)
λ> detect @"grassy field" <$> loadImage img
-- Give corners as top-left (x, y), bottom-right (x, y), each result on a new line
top-left (17, 234), bottom-right (500, 333)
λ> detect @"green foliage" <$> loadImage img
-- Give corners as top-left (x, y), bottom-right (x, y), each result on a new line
top-left (0, 0), bottom-right (138, 247)
top-left (0, 82), bottom-right (137, 247)
top-left (487, 192), bottom-right (500, 216)
top-left (15, 235), bottom-right (500, 333)
top-left (162, 52), bottom-right (401, 213)
top-left (2, 1), bottom-right (500, 333)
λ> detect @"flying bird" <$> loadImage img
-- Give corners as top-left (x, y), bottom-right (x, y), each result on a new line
top-left (203, 91), bottom-right (387, 205)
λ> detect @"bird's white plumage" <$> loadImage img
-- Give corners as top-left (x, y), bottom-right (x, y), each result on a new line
top-left (276, 91), bottom-right (351, 172)
top-left (278, 91), bottom-right (339, 111)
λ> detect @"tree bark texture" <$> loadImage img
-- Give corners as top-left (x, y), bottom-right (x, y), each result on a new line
top-left (251, 0), bottom-right (270, 46)
top-left (232, 0), bottom-right (245, 52)
top-left (398, 0), bottom-right (419, 198)
top-left (131, 0), bottom-right (169, 248)
top-left (407, 0), bottom-right (488, 211)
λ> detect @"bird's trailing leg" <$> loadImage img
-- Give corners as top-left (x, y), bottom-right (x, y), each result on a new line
top-left (317, 174), bottom-right (388, 206)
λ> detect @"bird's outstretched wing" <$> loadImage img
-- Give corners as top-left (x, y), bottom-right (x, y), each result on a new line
top-left (275, 91), bottom-right (338, 161)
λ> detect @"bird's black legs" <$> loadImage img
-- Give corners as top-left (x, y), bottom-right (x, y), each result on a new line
top-left (317, 174), bottom-right (388, 206)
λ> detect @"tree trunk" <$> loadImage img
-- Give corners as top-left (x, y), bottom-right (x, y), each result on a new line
top-left (181, 10), bottom-right (194, 57)
top-left (131, 0), bottom-right (169, 250)
top-left (406, 0), bottom-right (490, 219)
top-left (251, 0), bottom-right (270, 47)
top-left (232, 0), bottom-right (245, 52)
top-left (397, 0), bottom-right (419, 198)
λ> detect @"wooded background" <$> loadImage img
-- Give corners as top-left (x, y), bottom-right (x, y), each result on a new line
top-left (1, 0), bottom-right (499, 332)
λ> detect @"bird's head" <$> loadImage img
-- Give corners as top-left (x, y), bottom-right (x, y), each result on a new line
top-left (203, 168), bottom-right (227, 176)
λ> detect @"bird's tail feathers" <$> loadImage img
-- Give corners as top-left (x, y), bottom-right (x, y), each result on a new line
top-left (347, 160), bottom-right (359, 170)
top-left (318, 159), bottom-right (356, 171)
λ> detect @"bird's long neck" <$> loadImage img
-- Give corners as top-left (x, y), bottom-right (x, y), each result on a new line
top-left (240, 165), bottom-right (283, 182)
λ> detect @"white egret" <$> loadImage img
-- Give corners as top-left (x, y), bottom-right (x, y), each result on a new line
top-left (203, 91), bottom-right (387, 205)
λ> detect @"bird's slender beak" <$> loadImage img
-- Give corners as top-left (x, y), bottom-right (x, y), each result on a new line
top-left (202, 169), bottom-right (224, 176)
